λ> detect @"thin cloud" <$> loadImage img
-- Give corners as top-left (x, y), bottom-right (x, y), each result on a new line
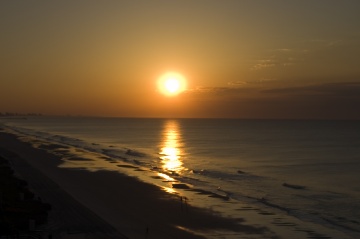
top-left (183, 81), bottom-right (360, 119)
top-left (251, 59), bottom-right (276, 70)
top-left (307, 39), bottom-right (342, 48)
top-left (251, 49), bottom-right (303, 70)
top-left (227, 81), bottom-right (248, 86)
top-left (185, 85), bottom-right (259, 96)
top-left (262, 82), bottom-right (360, 97)
top-left (273, 48), bottom-right (293, 52)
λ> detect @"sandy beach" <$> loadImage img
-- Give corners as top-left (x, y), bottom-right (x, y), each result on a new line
top-left (0, 129), bottom-right (270, 239)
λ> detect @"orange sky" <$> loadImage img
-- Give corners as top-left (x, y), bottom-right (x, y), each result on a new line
top-left (1, 1), bottom-right (360, 119)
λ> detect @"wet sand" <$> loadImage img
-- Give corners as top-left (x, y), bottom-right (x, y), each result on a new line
top-left (0, 129), bottom-right (269, 239)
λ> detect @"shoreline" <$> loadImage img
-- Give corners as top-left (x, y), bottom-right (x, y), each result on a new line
top-left (0, 129), bottom-right (269, 238)
top-left (0, 132), bottom-right (127, 239)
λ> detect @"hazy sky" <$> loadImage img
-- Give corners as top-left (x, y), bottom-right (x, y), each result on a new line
top-left (1, 1), bottom-right (360, 119)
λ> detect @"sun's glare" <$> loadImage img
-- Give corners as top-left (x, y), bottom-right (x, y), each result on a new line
top-left (158, 72), bottom-right (187, 96)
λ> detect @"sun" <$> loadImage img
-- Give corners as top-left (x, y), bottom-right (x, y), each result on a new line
top-left (165, 78), bottom-right (180, 93)
top-left (157, 72), bottom-right (187, 96)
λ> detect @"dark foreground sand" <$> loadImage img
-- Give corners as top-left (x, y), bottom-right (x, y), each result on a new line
top-left (0, 130), bottom-right (269, 239)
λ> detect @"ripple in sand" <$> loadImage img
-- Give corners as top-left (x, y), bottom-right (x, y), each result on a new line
top-left (282, 182), bottom-right (306, 190)
top-left (67, 157), bottom-right (93, 161)
top-left (117, 164), bottom-right (138, 169)
top-left (258, 211), bottom-right (275, 215)
top-left (172, 183), bottom-right (191, 189)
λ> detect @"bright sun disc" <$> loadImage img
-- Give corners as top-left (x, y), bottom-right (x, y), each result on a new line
top-left (158, 72), bottom-right (187, 96)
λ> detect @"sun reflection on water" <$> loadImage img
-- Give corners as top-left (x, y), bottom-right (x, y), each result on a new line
top-left (159, 120), bottom-right (185, 174)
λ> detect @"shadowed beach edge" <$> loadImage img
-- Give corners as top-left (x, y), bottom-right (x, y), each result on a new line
top-left (0, 128), bottom-right (272, 239)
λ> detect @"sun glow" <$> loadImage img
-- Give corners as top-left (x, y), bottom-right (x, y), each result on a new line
top-left (158, 72), bottom-right (187, 96)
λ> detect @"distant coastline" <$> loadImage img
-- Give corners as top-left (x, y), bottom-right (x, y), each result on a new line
top-left (0, 112), bottom-right (42, 118)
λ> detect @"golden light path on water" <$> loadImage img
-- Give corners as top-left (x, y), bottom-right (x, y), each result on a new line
top-left (159, 120), bottom-right (185, 174)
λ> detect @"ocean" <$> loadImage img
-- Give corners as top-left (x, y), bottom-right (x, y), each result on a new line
top-left (1, 117), bottom-right (360, 238)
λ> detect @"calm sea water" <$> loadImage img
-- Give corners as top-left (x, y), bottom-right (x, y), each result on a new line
top-left (2, 117), bottom-right (360, 238)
